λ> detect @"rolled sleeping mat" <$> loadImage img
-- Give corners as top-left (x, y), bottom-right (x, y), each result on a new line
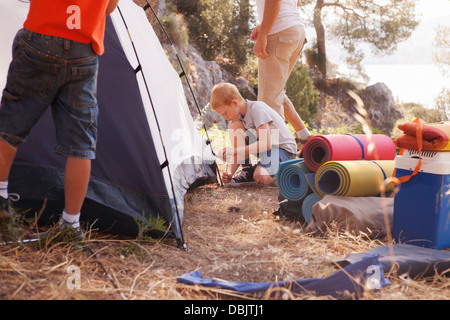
top-left (300, 134), bottom-right (396, 172)
top-left (301, 193), bottom-right (322, 224)
top-left (314, 160), bottom-right (395, 198)
top-left (276, 158), bottom-right (313, 202)
top-left (305, 172), bottom-right (319, 195)
top-left (395, 120), bottom-right (450, 151)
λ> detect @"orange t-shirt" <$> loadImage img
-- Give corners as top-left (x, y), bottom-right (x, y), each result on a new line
top-left (23, 0), bottom-right (110, 55)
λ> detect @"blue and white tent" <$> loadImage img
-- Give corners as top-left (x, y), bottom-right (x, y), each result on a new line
top-left (0, 0), bottom-right (217, 248)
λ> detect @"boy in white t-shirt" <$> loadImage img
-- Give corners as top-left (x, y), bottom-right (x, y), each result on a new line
top-left (210, 83), bottom-right (297, 186)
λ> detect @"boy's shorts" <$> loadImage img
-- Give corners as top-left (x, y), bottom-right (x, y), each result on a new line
top-left (0, 28), bottom-right (99, 159)
top-left (257, 147), bottom-right (296, 177)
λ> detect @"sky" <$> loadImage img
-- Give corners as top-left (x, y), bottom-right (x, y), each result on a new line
top-left (416, 0), bottom-right (450, 20)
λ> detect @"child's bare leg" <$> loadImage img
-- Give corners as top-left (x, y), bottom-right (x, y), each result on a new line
top-left (64, 156), bottom-right (91, 214)
top-left (227, 120), bottom-right (247, 173)
top-left (253, 165), bottom-right (276, 185)
top-left (0, 139), bottom-right (17, 182)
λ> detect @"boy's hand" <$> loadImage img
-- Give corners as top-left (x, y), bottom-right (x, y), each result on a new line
top-left (222, 172), bottom-right (233, 184)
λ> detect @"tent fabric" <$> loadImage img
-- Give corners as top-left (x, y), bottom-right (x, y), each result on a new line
top-left (314, 160), bottom-right (395, 197)
top-left (276, 158), bottom-right (312, 202)
top-left (394, 120), bottom-right (450, 151)
top-left (1, 1), bottom-right (217, 245)
top-left (336, 244), bottom-right (450, 279)
top-left (300, 134), bottom-right (396, 172)
top-left (177, 253), bottom-right (391, 299)
top-left (305, 195), bottom-right (393, 239)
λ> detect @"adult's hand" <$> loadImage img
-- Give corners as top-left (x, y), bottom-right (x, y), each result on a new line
top-left (251, 25), bottom-right (268, 59)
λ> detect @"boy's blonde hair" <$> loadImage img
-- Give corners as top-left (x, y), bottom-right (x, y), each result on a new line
top-left (210, 82), bottom-right (243, 111)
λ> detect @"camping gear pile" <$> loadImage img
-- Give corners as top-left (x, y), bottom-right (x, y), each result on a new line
top-left (275, 134), bottom-right (396, 239)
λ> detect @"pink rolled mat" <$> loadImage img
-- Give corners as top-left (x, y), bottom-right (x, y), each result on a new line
top-left (300, 134), bottom-right (396, 172)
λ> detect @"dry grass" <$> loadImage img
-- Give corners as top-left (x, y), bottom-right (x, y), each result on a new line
top-left (1, 181), bottom-right (449, 301)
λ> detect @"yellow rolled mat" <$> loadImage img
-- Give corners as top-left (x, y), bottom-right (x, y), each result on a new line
top-left (314, 160), bottom-right (395, 197)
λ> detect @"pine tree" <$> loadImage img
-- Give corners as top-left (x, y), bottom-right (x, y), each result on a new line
top-left (302, 0), bottom-right (420, 79)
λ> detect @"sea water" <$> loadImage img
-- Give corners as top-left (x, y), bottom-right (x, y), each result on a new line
top-left (364, 64), bottom-right (450, 108)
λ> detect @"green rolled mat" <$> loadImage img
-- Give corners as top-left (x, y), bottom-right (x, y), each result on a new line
top-left (276, 158), bottom-right (313, 202)
top-left (315, 160), bottom-right (395, 198)
top-left (301, 193), bottom-right (322, 224)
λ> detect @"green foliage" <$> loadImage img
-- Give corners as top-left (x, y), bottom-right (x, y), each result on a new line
top-left (350, 125), bottom-right (386, 135)
top-left (391, 98), bottom-right (450, 140)
top-left (170, 0), bottom-right (255, 68)
top-left (433, 24), bottom-right (450, 76)
top-left (243, 55), bottom-right (259, 89)
top-left (399, 102), bottom-right (442, 123)
top-left (158, 14), bottom-right (189, 50)
top-left (285, 122), bottom-right (347, 136)
top-left (0, 208), bottom-right (32, 244)
top-left (119, 241), bottom-right (145, 258)
top-left (435, 88), bottom-right (450, 121)
top-left (134, 213), bottom-right (168, 241)
top-left (303, 43), bottom-right (340, 78)
top-left (285, 65), bottom-right (320, 124)
top-left (329, 0), bottom-right (420, 56)
top-left (304, 0), bottom-right (420, 78)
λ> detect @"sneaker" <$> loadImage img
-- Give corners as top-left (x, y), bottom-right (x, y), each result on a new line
top-left (33, 219), bottom-right (85, 244)
top-left (0, 193), bottom-right (20, 220)
top-left (228, 165), bottom-right (256, 187)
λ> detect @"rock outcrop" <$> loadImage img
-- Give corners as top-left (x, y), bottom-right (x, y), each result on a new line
top-left (311, 70), bottom-right (403, 135)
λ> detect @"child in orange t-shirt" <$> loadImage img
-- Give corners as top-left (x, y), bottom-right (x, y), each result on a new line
top-left (0, 0), bottom-right (119, 240)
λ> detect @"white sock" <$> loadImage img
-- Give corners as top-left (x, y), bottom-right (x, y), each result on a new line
top-left (295, 128), bottom-right (312, 140)
top-left (62, 209), bottom-right (80, 227)
top-left (0, 180), bottom-right (8, 199)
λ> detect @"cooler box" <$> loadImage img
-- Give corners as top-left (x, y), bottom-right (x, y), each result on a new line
top-left (394, 149), bottom-right (450, 249)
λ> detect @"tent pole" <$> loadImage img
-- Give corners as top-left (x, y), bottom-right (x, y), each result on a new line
top-left (117, 6), bottom-right (187, 249)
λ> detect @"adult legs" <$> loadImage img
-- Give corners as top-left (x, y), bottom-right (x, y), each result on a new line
top-left (257, 25), bottom-right (311, 140)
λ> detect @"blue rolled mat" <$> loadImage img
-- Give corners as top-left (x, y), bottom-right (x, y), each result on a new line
top-left (276, 159), bottom-right (313, 201)
top-left (301, 193), bottom-right (322, 224)
top-left (306, 172), bottom-right (319, 195)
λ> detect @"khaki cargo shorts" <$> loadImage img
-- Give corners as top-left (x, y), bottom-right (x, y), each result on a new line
top-left (257, 25), bottom-right (307, 119)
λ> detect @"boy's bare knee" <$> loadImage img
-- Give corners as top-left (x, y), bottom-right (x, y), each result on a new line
top-left (253, 171), bottom-right (275, 185)
top-left (227, 119), bottom-right (245, 131)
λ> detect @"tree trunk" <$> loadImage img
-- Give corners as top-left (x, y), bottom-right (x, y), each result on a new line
top-left (313, 0), bottom-right (326, 79)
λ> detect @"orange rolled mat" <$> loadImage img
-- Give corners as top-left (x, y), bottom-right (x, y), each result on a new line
top-left (394, 120), bottom-right (450, 151)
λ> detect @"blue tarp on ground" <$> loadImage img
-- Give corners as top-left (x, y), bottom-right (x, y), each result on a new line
top-left (336, 244), bottom-right (450, 278)
top-left (177, 253), bottom-right (391, 299)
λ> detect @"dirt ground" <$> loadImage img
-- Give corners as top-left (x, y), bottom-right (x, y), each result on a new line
top-left (0, 182), bottom-right (449, 301)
